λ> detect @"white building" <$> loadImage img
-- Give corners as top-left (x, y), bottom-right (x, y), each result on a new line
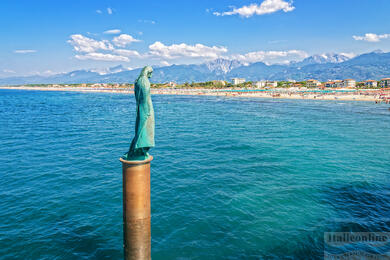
top-left (306, 79), bottom-right (321, 88)
top-left (364, 80), bottom-right (377, 88)
top-left (232, 78), bottom-right (246, 85)
top-left (254, 81), bottom-right (266, 88)
top-left (343, 79), bottom-right (356, 88)
top-left (266, 81), bottom-right (278, 88)
top-left (168, 81), bottom-right (177, 87)
top-left (325, 80), bottom-right (343, 88)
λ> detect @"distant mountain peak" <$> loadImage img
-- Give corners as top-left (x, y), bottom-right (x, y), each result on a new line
top-left (205, 58), bottom-right (246, 74)
top-left (90, 65), bottom-right (130, 75)
top-left (371, 49), bottom-right (384, 54)
top-left (1, 50), bottom-right (390, 85)
top-left (305, 53), bottom-right (351, 64)
top-left (294, 52), bottom-right (353, 66)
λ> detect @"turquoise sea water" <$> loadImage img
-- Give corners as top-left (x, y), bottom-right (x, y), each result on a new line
top-left (1, 89), bottom-right (390, 259)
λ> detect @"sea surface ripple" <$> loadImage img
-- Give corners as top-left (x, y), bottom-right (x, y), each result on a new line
top-left (0, 90), bottom-right (390, 259)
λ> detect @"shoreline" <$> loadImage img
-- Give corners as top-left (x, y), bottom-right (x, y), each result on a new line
top-left (0, 86), bottom-right (387, 102)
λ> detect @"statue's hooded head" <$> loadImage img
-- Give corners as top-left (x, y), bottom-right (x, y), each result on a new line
top-left (141, 66), bottom-right (153, 79)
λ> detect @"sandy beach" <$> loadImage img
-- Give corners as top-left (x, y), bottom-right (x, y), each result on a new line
top-left (1, 85), bottom-right (389, 102)
top-left (152, 88), bottom-right (384, 102)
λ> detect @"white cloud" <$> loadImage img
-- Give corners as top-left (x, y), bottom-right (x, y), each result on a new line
top-left (68, 34), bottom-right (114, 53)
top-left (113, 49), bottom-right (141, 57)
top-left (75, 52), bottom-right (129, 62)
top-left (340, 52), bottom-right (356, 59)
top-left (138, 19), bottom-right (156, 24)
top-left (214, 0), bottom-right (295, 18)
top-left (112, 34), bottom-right (140, 47)
top-left (41, 70), bottom-right (57, 76)
top-left (14, 49), bottom-right (37, 54)
top-left (148, 41), bottom-right (228, 59)
top-left (104, 29), bottom-right (121, 35)
top-left (230, 50), bottom-right (308, 64)
top-left (3, 69), bottom-right (15, 73)
top-left (87, 32), bottom-right (98, 36)
top-left (67, 34), bottom-right (142, 62)
top-left (66, 33), bottom-right (305, 66)
top-left (96, 10), bottom-right (102, 14)
top-left (107, 7), bottom-right (113, 15)
top-left (268, 39), bottom-right (287, 44)
top-left (29, 70), bottom-right (65, 76)
top-left (353, 33), bottom-right (390, 42)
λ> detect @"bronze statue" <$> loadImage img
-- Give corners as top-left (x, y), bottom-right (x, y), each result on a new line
top-left (123, 66), bottom-right (155, 161)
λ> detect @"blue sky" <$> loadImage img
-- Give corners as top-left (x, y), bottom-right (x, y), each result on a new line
top-left (1, 0), bottom-right (390, 77)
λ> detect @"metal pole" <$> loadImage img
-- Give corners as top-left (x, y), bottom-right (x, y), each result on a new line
top-left (120, 156), bottom-right (153, 260)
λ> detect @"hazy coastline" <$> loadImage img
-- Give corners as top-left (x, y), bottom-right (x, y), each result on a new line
top-left (1, 85), bottom-right (388, 102)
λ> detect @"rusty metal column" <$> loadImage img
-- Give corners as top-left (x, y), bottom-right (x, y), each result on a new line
top-left (120, 156), bottom-right (153, 260)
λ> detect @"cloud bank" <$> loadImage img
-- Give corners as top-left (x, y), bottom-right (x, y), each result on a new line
top-left (75, 53), bottom-right (129, 62)
top-left (353, 33), bottom-right (390, 42)
top-left (104, 29), bottom-right (121, 35)
top-left (67, 33), bottom-right (308, 65)
top-left (68, 33), bottom-right (141, 62)
top-left (68, 34), bottom-right (114, 53)
top-left (230, 50), bottom-right (308, 64)
top-left (213, 0), bottom-right (295, 18)
top-left (112, 34), bottom-right (140, 47)
top-left (14, 50), bottom-right (37, 54)
top-left (148, 41), bottom-right (228, 59)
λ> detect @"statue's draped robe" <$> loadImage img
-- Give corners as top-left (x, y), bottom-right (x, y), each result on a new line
top-left (130, 75), bottom-right (155, 152)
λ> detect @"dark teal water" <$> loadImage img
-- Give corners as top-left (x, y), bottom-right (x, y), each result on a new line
top-left (1, 89), bottom-right (390, 259)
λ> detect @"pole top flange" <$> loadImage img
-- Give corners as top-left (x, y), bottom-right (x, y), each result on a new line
top-left (119, 156), bottom-right (153, 165)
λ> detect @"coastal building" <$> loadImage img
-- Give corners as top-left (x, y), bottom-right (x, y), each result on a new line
top-left (325, 80), bottom-right (343, 88)
top-left (325, 82), bottom-right (332, 88)
top-left (343, 79), bottom-right (356, 88)
top-left (232, 78), bottom-right (245, 85)
top-left (306, 79), bottom-right (321, 88)
top-left (380, 78), bottom-right (390, 88)
top-left (335, 80), bottom-right (344, 88)
top-left (168, 82), bottom-right (177, 87)
top-left (365, 80), bottom-right (378, 88)
top-left (325, 81), bottom-right (336, 88)
top-left (266, 81), bottom-right (278, 88)
top-left (255, 81), bottom-right (266, 88)
top-left (91, 83), bottom-right (103, 88)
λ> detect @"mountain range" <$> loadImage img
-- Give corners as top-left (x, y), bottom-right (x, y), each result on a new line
top-left (1, 50), bottom-right (390, 85)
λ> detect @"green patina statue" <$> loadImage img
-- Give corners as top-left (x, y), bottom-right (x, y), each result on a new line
top-left (123, 66), bottom-right (155, 161)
